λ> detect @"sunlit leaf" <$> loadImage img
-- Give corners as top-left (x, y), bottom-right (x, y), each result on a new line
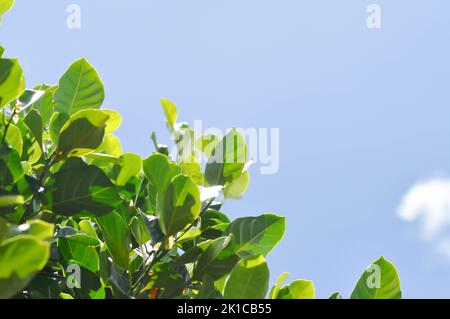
top-left (351, 257), bottom-right (402, 299)
top-left (54, 58), bottom-right (105, 115)
top-left (224, 254), bottom-right (269, 299)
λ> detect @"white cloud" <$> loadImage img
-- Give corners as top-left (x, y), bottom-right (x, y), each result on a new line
top-left (397, 178), bottom-right (450, 260)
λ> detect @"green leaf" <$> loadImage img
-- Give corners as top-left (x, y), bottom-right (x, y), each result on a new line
top-left (4, 123), bottom-right (23, 156)
top-left (55, 226), bottom-right (100, 246)
top-left (7, 220), bottom-right (54, 241)
top-left (97, 133), bottom-right (122, 157)
top-left (116, 153), bottom-right (142, 186)
top-left (57, 109), bottom-right (109, 157)
top-left (49, 112), bottom-right (69, 145)
top-left (49, 158), bottom-right (121, 217)
top-left (31, 85), bottom-right (56, 124)
top-left (205, 129), bottom-right (247, 186)
top-left (160, 175), bottom-right (201, 236)
top-left (24, 109), bottom-right (43, 150)
top-left (195, 134), bottom-right (219, 158)
top-left (329, 292), bottom-right (342, 299)
top-left (58, 238), bottom-right (99, 273)
top-left (224, 170), bottom-right (249, 199)
top-left (350, 257), bottom-right (402, 299)
top-left (130, 215), bottom-right (150, 246)
top-left (277, 280), bottom-right (315, 299)
top-left (96, 211), bottom-right (130, 270)
top-left (180, 155), bottom-right (204, 185)
top-left (161, 98), bottom-right (178, 127)
top-left (0, 0), bottom-right (14, 20)
top-left (0, 194), bottom-right (23, 208)
top-left (54, 58), bottom-right (105, 115)
top-left (226, 214), bottom-right (286, 257)
top-left (193, 236), bottom-right (231, 280)
top-left (269, 272), bottom-right (290, 299)
top-left (103, 109), bottom-right (122, 133)
top-left (0, 58), bottom-right (24, 109)
top-left (224, 254), bottom-right (269, 299)
top-left (0, 235), bottom-right (51, 279)
top-left (143, 153), bottom-right (171, 192)
top-left (0, 145), bottom-right (23, 185)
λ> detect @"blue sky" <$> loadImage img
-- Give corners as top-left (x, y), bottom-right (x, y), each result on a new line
top-left (2, 0), bottom-right (450, 298)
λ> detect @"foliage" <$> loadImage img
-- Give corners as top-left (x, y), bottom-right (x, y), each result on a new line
top-left (0, 2), bottom-right (402, 299)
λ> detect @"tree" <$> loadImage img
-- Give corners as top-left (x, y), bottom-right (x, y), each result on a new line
top-left (0, 1), bottom-right (401, 299)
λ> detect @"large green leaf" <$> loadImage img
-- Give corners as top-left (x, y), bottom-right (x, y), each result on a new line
top-left (0, 58), bottom-right (24, 109)
top-left (143, 153), bottom-right (171, 192)
top-left (350, 257), bottom-right (402, 299)
top-left (54, 58), bottom-right (105, 115)
top-left (226, 214), bottom-right (285, 257)
top-left (57, 109), bottom-right (109, 157)
top-left (224, 254), bottom-right (269, 299)
top-left (205, 129), bottom-right (247, 186)
top-left (160, 175), bottom-right (201, 236)
top-left (0, 218), bottom-right (53, 299)
top-left (48, 158), bottom-right (121, 217)
top-left (96, 211), bottom-right (130, 270)
top-left (0, 236), bottom-right (50, 279)
top-left (58, 238), bottom-right (99, 273)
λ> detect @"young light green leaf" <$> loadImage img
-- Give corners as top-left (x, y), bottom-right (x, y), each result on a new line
top-left (180, 155), bottom-right (204, 185)
top-left (269, 272), bottom-right (290, 299)
top-left (224, 254), bottom-right (270, 299)
top-left (54, 58), bottom-right (105, 115)
top-left (277, 280), bottom-right (315, 299)
top-left (205, 129), bottom-right (247, 186)
top-left (0, 0), bottom-right (14, 21)
top-left (224, 170), bottom-right (249, 199)
top-left (103, 109), bottom-right (122, 133)
top-left (161, 98), bottom-right (178, 127)
top-left (350, 256), bottom-right (402, 299)
top-left (116, 153), bottom-right (142, 186)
